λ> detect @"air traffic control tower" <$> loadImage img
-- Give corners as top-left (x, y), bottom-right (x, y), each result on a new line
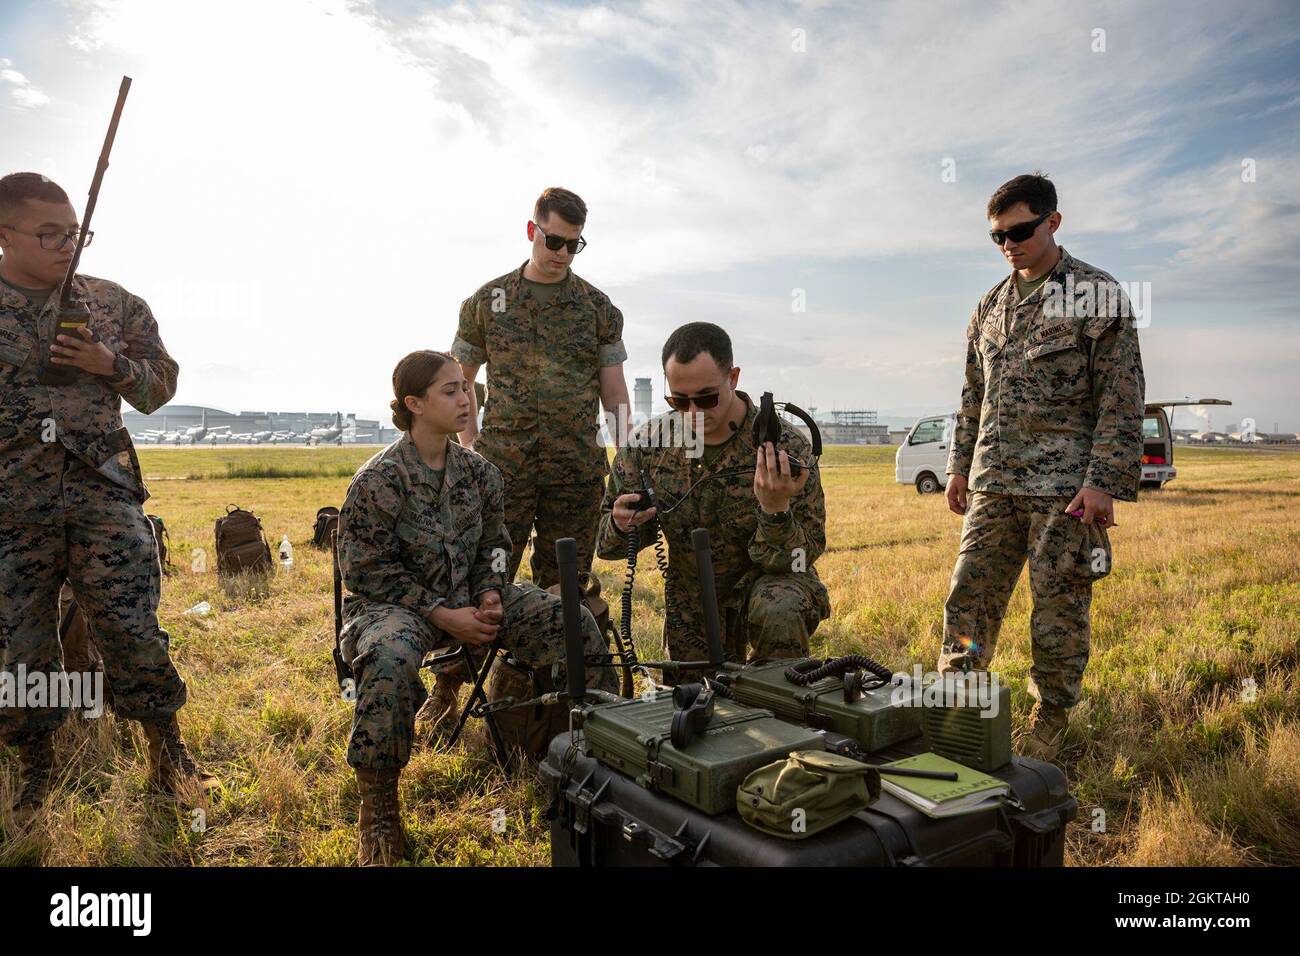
top-left (634, 378), bottom-right (653, 420)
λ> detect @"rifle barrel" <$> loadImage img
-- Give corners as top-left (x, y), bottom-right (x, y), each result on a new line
top-left (59, 75), bottom-right (132, 307)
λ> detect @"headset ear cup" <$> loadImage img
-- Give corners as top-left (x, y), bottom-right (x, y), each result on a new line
top-left (672, 682), bottom-right (702, 709)
top-left (753, 391), bottom-right (781, 449)
top-left (671, 708), bottom-right (691, 749)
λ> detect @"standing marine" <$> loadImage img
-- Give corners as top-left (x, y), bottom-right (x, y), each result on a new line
top-left (940, 172), bottom-right (1145, 761)
top-left (0, 171), bottom-right (216, 826)
top-left (426, 187), bottom-right (630, 727)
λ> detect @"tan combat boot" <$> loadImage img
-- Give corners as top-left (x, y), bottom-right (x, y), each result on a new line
top-left (11, 734), bottom-right (54, 827)
top-left (140, 716), bottom-right (220, 795)
top-left (1019, 701), bottom-right (1070, 762)
top-left (356, 768), bottom-right (406, 866)
top-left (415, 674), bottom-right (463, 737)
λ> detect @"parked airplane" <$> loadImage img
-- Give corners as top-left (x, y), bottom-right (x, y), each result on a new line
top-left (228, 429), bottom-right (278, 444)
top-left (309, 412), bottom-right (345, 446)
top-left (184, 409), bottom-right (231, 444)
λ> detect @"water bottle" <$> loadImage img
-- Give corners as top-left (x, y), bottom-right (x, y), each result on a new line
top-left (279, 534), bottom-right (293, 570)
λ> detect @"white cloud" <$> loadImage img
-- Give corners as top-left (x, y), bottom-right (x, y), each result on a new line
top-left (1, 0), bottom-right (1295, 426)
top-left (1, 60), bottom-right (51, 110)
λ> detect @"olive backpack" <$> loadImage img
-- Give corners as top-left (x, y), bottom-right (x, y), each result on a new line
top-left (215, 504), bottom-right (273, 576)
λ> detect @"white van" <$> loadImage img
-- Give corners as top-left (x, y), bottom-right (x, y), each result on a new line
top-left (895, 413), bottom-right (956, 494)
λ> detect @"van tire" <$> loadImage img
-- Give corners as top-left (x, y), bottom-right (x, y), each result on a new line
top-left (916, 474), bottom-right (940, 494)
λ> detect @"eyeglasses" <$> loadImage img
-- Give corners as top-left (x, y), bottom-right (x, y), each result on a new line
top-left (989, 211), bottom-right (1052, 246)
top-left (664, 388), bottom-right (722, 411)
top-left (0, 226), bottom-right (94, 251)
top-left (531, 221), bottom-right (586, 255)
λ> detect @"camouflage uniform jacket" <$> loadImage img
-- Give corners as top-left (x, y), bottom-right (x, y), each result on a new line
top-left (338, 433), bottom-right (511, 636)
top-left (946, 247), bottom-right (1146, 501)
top-left (451, 261), bottom-right (627, 482)
top-left (0, 268), bottom-right (178, 523)
top-left (596, 392), bottom-right (831, 652)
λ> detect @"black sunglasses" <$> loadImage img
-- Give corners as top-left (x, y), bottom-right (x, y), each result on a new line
top-left (989, 211), bottom-right (1053, 246)
top-left (531, 221), bottom-right (587, 255)
top-left (665, 389), bottom-right (722, 411)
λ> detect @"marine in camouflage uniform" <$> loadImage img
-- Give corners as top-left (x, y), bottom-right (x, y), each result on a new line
top-left (0, 262), bottom-right (209, 814)
top-left (337, 433), bottom-right (617, 772)
top-left (940, 245), bottom-right (1145, 740)
top-left (451, 260), bottom-right (627, 587)
top-left (596, 391), bottom-right (830, 663)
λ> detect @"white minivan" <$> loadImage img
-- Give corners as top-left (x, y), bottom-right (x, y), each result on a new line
top-left (895, 413), bottom-right (956, 494)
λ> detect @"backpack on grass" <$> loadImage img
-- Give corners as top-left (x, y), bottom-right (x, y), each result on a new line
top-left (215, 504), bottom-right (273, 576)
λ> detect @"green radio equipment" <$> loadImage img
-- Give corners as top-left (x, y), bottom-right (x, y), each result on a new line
top-left (920, 671), bottom-right (1013, 772)
top-left (559, 530), bottom-right (824, 816)
top-left (713, 655), bottom-right (924, 753)
top-left (546, 533), bottom-right (1078, 867)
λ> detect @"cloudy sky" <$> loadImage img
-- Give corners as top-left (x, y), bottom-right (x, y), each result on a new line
top-left (2, 0), bottom-right (1297, 432)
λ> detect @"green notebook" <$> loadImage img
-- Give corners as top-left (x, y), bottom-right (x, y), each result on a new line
top-left (878, 753), bottom-right (1010, 818)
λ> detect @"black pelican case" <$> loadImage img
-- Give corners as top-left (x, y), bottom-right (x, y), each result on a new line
top-left (541, 731), bottom-right (1076, 867)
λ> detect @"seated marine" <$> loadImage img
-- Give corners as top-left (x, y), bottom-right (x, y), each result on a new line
top-left (336, 349), bottom-right (616, 865)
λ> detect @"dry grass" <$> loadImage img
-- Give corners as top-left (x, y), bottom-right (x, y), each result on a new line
top-left (1, 444), bottom-right (1296, 866)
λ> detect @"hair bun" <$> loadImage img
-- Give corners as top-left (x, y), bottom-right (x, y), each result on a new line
top-left (390, 397), bottom-right (411, 431)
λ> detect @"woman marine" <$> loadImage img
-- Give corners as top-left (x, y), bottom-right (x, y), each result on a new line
top-left (337, 350), bottom-right (615, 865)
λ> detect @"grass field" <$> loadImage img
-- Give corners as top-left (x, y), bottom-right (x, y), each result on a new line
top-left (2, 444), bottom-right (1297, 866)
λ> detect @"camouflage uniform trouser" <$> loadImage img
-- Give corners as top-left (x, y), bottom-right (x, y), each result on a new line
top-left (687, 572), bottom-right (826, 664)
top-left (58, 582), bottom-right (107, 677)
top-left (0, 463), bottom-right (185, 747)
top-left (938, 492), bottom-right (1112, 710)
top-left (500, 470), bottom-right (605, 590)
top-left (423, 465), bottom-right (603, 681)
top-left (340, 581), bottom-right (618, 770)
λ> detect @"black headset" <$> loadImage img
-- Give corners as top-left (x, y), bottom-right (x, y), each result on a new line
top-left (752, 391), bottom-right (822, 478)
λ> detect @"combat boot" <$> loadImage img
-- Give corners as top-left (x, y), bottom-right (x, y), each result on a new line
top-left (356, 768), bottom-right (406, 866)
top-left (1018, 701), bottom-right (1070, 762)
top-left (140, 716), bottom-right (219, 795)
top-left (415, 674), bottom-right (463, 736)
top-left (11, 734), bottom-right (54, 827)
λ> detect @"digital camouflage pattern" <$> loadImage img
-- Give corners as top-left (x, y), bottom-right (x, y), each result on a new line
top-left (940, 246), bottom-right (1140, 710)
top-left (0, 458), bottom-right (185, 746)
top-left (452, 260), bottom-right (627, 481)
top-left (946, 247), bottom-right (1146, 500)
top-left (452, 261), bottom-right (626, 585)
top-left (939, 491), bottom-right (1111, 710)
top-left (0, 272), bottom-right (184, 746)
top-left (337, 433), bottom-right (616, 769)
top-left (596, 392), bottom-right (830, 663)
top-left (499, 470), bottom-right (604, 588)
top-left (0, 271), bottom-right (178, 523)
top-left (339, 434), bottom-right (512, 620)
top-left (58, 582), bottom-right (104, 677)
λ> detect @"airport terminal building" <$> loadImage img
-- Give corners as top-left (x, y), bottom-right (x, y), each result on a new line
top-left (123, 405), bottom-right (394, 444)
